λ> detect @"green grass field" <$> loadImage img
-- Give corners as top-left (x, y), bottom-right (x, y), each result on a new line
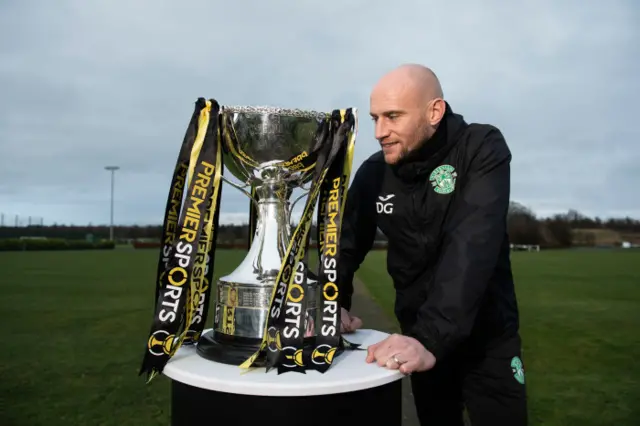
top-left (1, 248), bottom-right (639, 425)
top-left (358, 249), bottom-right (640, 425)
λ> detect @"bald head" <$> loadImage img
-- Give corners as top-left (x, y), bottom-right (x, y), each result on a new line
top-left (370, 64), bottom-right (447, 165)
top-left (373, 64), bottom-right (443, 105)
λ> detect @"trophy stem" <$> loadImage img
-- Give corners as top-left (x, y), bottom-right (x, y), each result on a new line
top-left (243, 179), bottom-right (292, 280)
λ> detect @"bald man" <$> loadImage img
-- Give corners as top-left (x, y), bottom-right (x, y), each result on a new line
top-left (337, 64), bottom-right (527, 425)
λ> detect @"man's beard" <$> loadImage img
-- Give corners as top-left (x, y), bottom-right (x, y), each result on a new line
top-left (395, 145), bottom-right (411, 163)
top-left (395, 126), bottom-right (433, 165)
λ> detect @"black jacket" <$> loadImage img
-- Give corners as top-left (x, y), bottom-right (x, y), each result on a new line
top-left (338, 103), bottom-right (521, 360)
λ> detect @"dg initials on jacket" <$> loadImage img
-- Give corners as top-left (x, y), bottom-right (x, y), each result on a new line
top-left (376, 194), bottom-right (395, 214)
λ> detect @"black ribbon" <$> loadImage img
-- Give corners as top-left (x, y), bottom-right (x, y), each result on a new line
top-left (240, 108), bottom-right (363, 374)
top-left (139, 98), bottom-right (223, 382)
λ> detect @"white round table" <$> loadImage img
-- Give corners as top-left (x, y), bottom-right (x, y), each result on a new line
top-left (163, 328), bottom-right (404, 426)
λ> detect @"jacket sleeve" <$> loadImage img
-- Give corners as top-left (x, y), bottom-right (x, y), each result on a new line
top-left (407, 127), bottom-right (512, 360)
top-left (337, 162), bottom-right (378, 311)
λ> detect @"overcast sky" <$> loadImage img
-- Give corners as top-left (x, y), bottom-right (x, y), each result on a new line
top-left (1, 0), bottom-right (638, 226)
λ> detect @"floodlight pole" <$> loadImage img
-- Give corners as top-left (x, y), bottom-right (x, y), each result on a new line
top-left (104, 166), bottom-right (120, 241)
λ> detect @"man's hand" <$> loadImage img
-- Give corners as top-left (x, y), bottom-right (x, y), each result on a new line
top-left (340, 307), bottom-right (363, 333)
top-left (366, 333), bottom-right (436, 375)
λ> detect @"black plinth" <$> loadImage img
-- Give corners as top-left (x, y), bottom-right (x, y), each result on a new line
top-left (163, 329), bottom-right (403, 426)
top-left (171, 379), bottom-right (401, 426)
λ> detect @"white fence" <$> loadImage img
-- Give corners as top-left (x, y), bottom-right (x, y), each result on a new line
top-left (0, 213), bottom-right (45, 227)
top-left (510, 244), bottom-right (540, 252)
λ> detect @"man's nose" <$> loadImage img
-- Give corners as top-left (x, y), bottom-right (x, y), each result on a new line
top-left (375, 120), bottom-right (390, 141)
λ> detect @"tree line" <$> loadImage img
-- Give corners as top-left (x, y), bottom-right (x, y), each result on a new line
top-left (506, 202), bottom-right (639, 248)
top-left (1, 201), bottom-right (638, 249)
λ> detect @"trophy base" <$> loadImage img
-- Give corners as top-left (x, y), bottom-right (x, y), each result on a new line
top-left (196, 330), bottom-right (344, 367)
top-left (196, 331), bottom-right (265, 366)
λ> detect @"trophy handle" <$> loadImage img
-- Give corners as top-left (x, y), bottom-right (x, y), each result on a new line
top-left (289, 187), bottom-right (311, 227)
top-left (289, 180), bottom-right (312, 211)
top-left (221, 175), bottom-right (259, 210)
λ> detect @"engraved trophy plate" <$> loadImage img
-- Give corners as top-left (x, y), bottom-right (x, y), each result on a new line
top-left (196, 105), bottom-right (328, 365)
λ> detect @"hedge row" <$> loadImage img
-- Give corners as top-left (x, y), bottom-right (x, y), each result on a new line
top-left (132, 241), bottom-right (389, 250)
top-left (133, 241), bottom-right (254, 250)
top-left (0, 238), bottom-right (116, 251)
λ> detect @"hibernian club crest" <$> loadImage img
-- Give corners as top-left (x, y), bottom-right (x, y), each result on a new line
top-left (429, 164), bottom-right (457, 194)
top-left (511, 356), bottom-right (525, 385)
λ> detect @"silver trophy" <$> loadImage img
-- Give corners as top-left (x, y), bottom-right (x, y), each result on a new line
top-left (196, 106), bottom-right (330, 365)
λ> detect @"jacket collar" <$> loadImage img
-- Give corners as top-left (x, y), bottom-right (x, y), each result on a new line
top-left (391, 102), bottom-right (468, 182)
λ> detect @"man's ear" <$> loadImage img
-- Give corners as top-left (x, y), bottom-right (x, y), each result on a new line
top-left (428, 98), bottom-right (446, 126)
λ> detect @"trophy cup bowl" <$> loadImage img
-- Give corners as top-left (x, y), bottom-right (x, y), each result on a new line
top-left (196, 105), bottom-right (330, 366)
